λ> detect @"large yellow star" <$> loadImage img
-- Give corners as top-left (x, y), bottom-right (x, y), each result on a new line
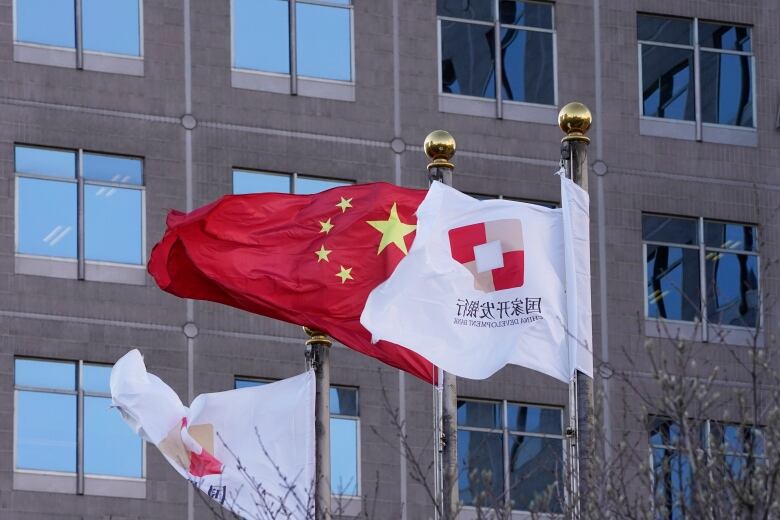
top-left (335, 265), bottom-right (353, 283)
top-left (315, 245), bottom-right (331, 263)
top-left (366, 203), bottom-right (417, 255)
top-left (319, 218), bottom-right (334, 234)
top-left (336, 197), bottom-right (353, 213)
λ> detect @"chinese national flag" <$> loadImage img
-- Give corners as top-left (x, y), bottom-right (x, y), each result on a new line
top-left (148, 182), bottom-right (436, 383)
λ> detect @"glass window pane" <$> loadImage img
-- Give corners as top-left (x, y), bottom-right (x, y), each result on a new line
top-left (17, 178), bottom-right (77, 259)
top-left (83, 0), bottom-right (140, 56)
top-left (441, 20), bottom-right (496, 98)
top-left (698, 22), bottom-right (751, 51)
top-left (499, 1), bottom-right (552, 28)
top-left (82, 364), bottom-right (111, 393)
top-left (233, 0), bottom-right (290, 73)
top-left (507, 405), bottom-right (561, 435)
top-left (705, 252), bottom-right (758, 328)
top-left (331, 417), bottom-right (358, 495)
top-left (700, 52), bottom-right (753, 127)
top-left (649, 417), bottom-right (681, 446)
top-left (646, 245), bottom-right (701, 322)
top-left (637, 14), bottom-right (691, 45)
top-left (457, 430), bottom-right (504, 508)
top-left (704, 222), bottom-right (757, 252)
top-left (16, 0), bottom-right (75, 48)
top-left (84, 185), bottom-right (143, 265)
top-left (233, 170), bottom-right (291, 194)
top-left (235, 378), bottom-right (268, 389)
top-left (457, 401), bottom-right (501, 429)
top-left (297, 4), bottom-right (351, 81)
top-left (437, 0), bottom-right (493, 22)
top-left (500, 28), bottom-right (554, 105)
top-left (15, 146), bottom-right (76, 179)
top-left (296, 176), bottom-right (352, 195)
top-left (83, 153), bottom-right (143, 185)
top-left (15, 359), bottom-right (75, 390)
top-left (642, 215), bottom-right (698, 245)
top-left (16, 391), bottom-right (76, 472)
top-left (84, 396), bottom-right (143, 477)
top-left (330, 387), bottom-right (358, 416)
top-left (652, 448), bottom-right (691, 519)
top-left (641, 45), bottom-right (695, 121)
top-left (509, 435), bottom-right (562, 512)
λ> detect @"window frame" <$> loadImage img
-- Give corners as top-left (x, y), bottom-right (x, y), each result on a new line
top-left (12, 0), bottom-right (145, 76)
top-left (642, 214), bottom-right (761, 344)
top-left (229, 0), bottom-right (356, 101)
top-left (637, 14), bottom-right (757, 146)
top-left (13, 357), bottom-right (147, 497)
top-left (457, 397), bottom-right (566, 514)
top-left (14, 144), bottom-right (147, 285)
top-left (436, 0), bottom-right (559, 124)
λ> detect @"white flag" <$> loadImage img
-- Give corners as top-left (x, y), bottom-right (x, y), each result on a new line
top-left (360, 175), bottom-right (593, 382)
top-left (110, 349), bottom-right (315, 519)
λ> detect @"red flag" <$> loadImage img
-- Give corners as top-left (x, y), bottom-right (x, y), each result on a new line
top-left (148, 182), bottom-right (436, 383)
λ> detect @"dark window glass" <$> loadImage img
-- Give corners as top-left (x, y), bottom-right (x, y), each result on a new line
top-left (233, 170), bottom-right (291, 194)
top-left (17, 178), bottom-right (78, 259)
top-left (16, 391), bottom-right (77, 472)
top-left (441, 20), bottom-right (497, 98)
top-left (641, 45), bottom-right (695, 121)
top-left (233, 0), bottom-right (290, 73)
top-left (458, 401), bottom-right (502, 429)
top-left (82, 364), bottom-right (111, 393)
top-left (84, 396), bottom-right (143, 477)
top-left (437, 0), bottom-right (493, 22)
top-left (500, 28), bottom-right (554, 105)
top-left (234, 378), bottom-right (268, 389)
top-left (16, 0), bottom-right (76, 48)
top-left (646, 245), bottom-right (701, 322)
top-left (704, 222), bottom-right (757, 252)
top-left (15, 146), bottom-right (76, 179)
top-left (509, 435), bottom-right (562, 512)
top-left (15, 359), bottom-right (75, 390)
top-left (82, 0), bottom-right (140, 56)
top-left (705, 252), bottom-right (758, 328)
top-left (83, 154), bottom-right (143, 185)
top-left (637, 14), bottom-right (691, 45)
top-left (297, 3), bottom-right (351, 81)
top-left (330, 387), bottom-right (358, 416)
top-left (649, 417), bottom-right (681, 446)
top-left (499, 1), bottom-right (552, 28)
top-left (642, 215), bottom-right (698, 245)
top-left (698, 23), bottom-right (751, 51)
top-left (457, 430), bottom-right (504, 507)
top-left (652, 447), bottom-right (691, 520)
top-left (84, 184), bottom-right (143, 264)
top-left (331, 417), bottom-right (358, 495)
top-left (507, 405), bottom-right (561, 434)
top-left (699, 52), bottom-right (753, 127)
top-left (297, 176), bottom-right (352, 195)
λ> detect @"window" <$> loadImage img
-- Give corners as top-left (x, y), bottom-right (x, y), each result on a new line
top-left (638, 14), bottom-right (755, 145)
top-left (14, 358), bottom-right (144, 496)
top-left (232, 169), bottom-right (352, 195)
top-left (234, 378), bottom-right (360, 496)
top-left (643, 215), bottom-right (759, 335)
top-left (649, 418), bottom-right (764, 519)
top-left (465, 192), bottom-right (558, 208)
top-left (457, 399), bottom-right (564, 513)
top-left (231, 0), bottom-right (354, 100)
top-left (437, 0), bottom-right (557, 122)
top-left (14, 0), bottom-right (143, 75)
top-left (15, 145), bottom-right (146, 284)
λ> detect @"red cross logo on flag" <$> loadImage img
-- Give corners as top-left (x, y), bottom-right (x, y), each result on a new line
top-left (448, 219), bottom-right (524, 293)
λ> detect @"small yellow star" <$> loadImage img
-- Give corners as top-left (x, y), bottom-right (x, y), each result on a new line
top-left (366, 203), bottom-right (417, 255)
top-left (315, 245), bottom-right (331, 263)
top-left (335, 265), bottom-right (353, 284)
top-left (319, 218), bottom-right (334, 234)
top-left (336, 197), bottom-right (353, 213)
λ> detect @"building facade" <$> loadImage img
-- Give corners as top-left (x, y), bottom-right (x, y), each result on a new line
top-left (0, 0), bottom-right (778, 518)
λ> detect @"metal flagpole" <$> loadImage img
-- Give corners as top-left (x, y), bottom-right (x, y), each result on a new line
top-left (558, 102), bottom-right (595, 515)
top-left (423, 131), bottom-right (459, 520)
top-left (304, 327), bottom-right (332, 520)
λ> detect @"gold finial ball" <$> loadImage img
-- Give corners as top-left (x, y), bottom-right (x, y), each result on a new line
top-left (558, 102), bottom-right (592, 137)
top-left (424, 130), bottom-right (456, 162)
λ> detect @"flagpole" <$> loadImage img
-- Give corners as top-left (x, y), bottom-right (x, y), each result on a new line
top-left (558, 102), bottom-right (595, 515)
top-left (304, 327), bottom-right (332, 520)
top-left (424, 131), bottom-right (458, 520)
